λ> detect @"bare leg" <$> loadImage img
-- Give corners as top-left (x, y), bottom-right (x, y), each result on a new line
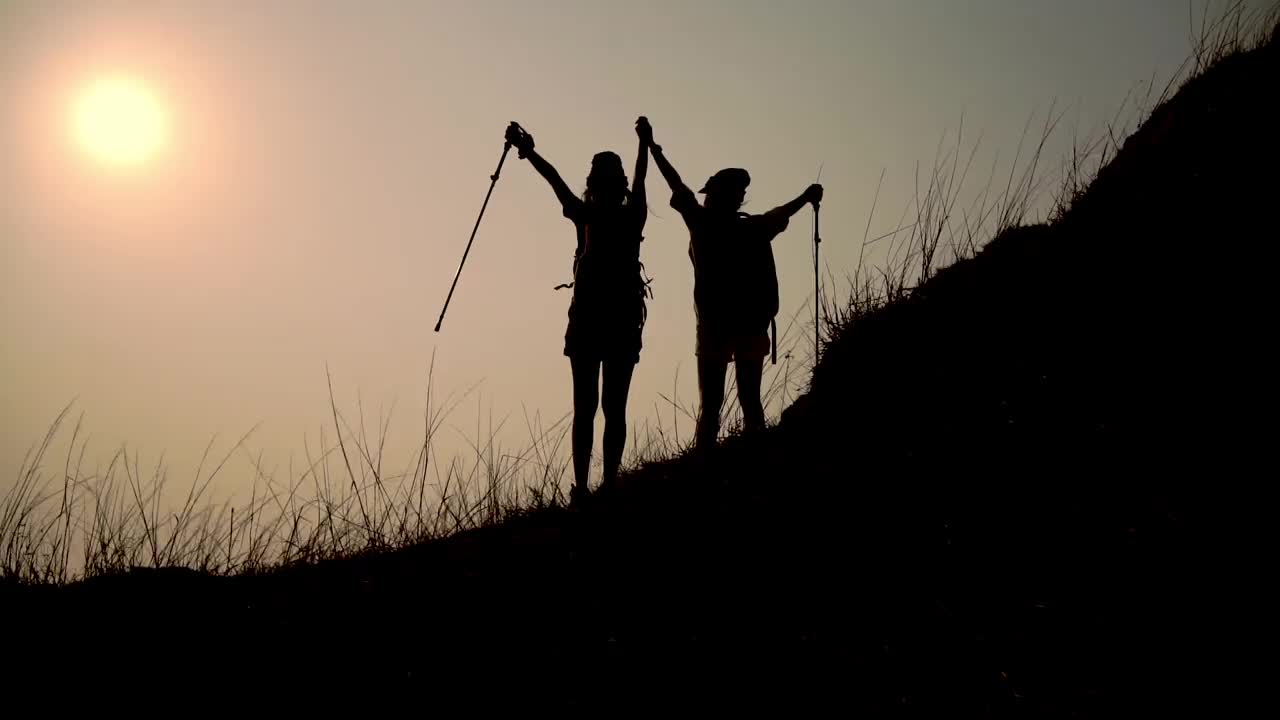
top-left (696, 354), bottom-right (728, 448)
top-left (601, 359), bottom-right (636, 486)
top-left (570, 356), bottom-right (601, 493)
top-left (735, 353), bottom-right (766, 434)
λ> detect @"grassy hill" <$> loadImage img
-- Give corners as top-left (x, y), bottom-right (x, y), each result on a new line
top-left (4, 10), bottom-right (1276, 715)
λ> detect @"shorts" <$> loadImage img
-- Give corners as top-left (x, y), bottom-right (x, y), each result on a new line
top-left (695, 322), bottom-right (770, 364)
top-left (564, 297), bottom-right (643, 364)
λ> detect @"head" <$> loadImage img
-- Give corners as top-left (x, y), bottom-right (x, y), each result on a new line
top-left (584, 151), bottom-right (629, 206)
top-left (699, 168), bottom-right (750, 213)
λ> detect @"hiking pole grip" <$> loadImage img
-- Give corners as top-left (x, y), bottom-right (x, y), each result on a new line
top-left (434, 141), bottom-right (513, 333)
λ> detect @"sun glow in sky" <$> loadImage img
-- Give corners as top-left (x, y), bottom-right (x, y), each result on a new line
top-left (72, 75), bottom-right (169, 168)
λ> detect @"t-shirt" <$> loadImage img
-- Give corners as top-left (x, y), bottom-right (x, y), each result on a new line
top-left (671, 187), bottom-right (789, 331)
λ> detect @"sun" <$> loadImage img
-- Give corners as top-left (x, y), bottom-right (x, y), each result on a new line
top-left (72, 76), bottom-right (170, 168)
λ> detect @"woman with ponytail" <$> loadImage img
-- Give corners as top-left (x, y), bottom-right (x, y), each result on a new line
top-left (505, 117), bottom-right (652, 505)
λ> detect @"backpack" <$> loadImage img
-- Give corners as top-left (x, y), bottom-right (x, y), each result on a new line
top-left (737, 212), bottom-right (780, 362)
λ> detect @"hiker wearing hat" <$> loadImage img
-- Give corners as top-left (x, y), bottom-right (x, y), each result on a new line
top-left (505, 118), bottom-right (652, 505)
top-left (644, 123), bottom-right (822, 448)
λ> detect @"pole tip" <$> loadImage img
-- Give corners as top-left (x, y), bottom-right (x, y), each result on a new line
top-left (434, 321), bottom-right (442, 333)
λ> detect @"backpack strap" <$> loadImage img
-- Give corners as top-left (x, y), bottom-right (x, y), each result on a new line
top-left (554, 221), bottom-right (587, 291)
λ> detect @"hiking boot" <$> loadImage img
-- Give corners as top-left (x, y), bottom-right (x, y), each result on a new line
top-left (600, 474), bottom-right (626, 496)
top-left (569, 484), bottom-right (590, 510)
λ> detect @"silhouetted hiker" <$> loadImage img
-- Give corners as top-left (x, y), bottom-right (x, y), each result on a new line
top-left (505, 118), bottom-right (651, 506)
top-left (645, 122), bottom-right (822, 448)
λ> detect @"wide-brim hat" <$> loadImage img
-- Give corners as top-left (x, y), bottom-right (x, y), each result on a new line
top-left (698, 167), bottom-right (750, 194)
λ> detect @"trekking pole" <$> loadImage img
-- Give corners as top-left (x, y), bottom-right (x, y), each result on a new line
top-left (813, 200), bottom-right (821, 365)
top-left (811, 164), bottom-right (824, 367)
top-left (434, 138), bottom-right (514, 332)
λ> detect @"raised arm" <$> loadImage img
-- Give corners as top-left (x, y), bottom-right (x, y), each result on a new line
top-left (769, 184), bottom-right (825, 221)
top-left (506, 122), bottom-right (580, 214)
top-left (632, 116), bottom-right (650, 209)
top-left (645, 122), bottom-right (691, 196)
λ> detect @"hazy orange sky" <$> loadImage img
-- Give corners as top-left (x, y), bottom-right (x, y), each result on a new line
top-left (2, 1), bottom-right (1262, 500)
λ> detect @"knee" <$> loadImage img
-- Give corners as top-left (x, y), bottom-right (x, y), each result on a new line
top-left (698, 403), bottom-right (719, 425)
top-left (699, 378), bottom-right (724, 404)
top-left (602, 397), bottom-right (627, 425)
top-left (574, 390), bottom-right (599, 417)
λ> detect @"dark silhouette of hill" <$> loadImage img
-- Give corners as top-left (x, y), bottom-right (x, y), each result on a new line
top-left (5, 20), bottom-right (1276, 715)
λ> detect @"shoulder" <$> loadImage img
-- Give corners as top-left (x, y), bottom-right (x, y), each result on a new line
top-left (747, 208), bottom-right (789, 238)
top-left (561, 196), bottom-right (586, 222)
top-left (671, 186), bottom-right (697, 208)
top-left (671, 189), bottom-right (702, 223)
